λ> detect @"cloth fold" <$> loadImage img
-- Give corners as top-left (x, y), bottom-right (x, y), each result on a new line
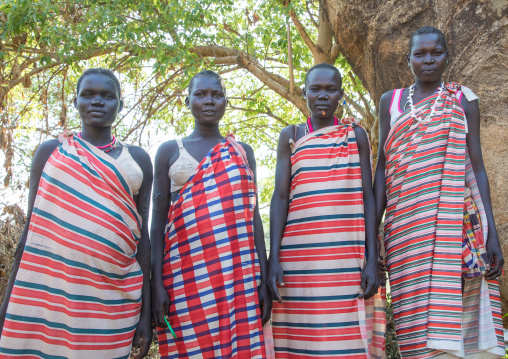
top-left (157, 135), bottom-right (268, 359)
top-left (384, 82), bottom-right (504, 358)
top-left (0, 134), bottom-right (143, 359)
top-left (272, 121), bottom-right (386, 359)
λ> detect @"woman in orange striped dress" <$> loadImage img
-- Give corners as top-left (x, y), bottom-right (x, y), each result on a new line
top-left (0, 69), bottom-right (153, 359)
top-left (268, 63), bottom-right (385, 358)
top-left (374, 26), bottom-right (504, 358)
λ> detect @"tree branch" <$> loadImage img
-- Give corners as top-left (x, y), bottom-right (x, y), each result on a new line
top-left (343, 93), bottom-right (366, 119)
top-left (194, 45), bottom-right (308, 115)
top-left (305, 0), bottom-right (319, 29)
top-left (285, 3), bottom-right (321, 56)
top-left (229, 105), bottom-right (289, 126)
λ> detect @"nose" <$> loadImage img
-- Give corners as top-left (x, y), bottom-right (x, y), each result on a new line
top-left (318, 92), bottom-right (329, 100)
top-left (204, 94), bottom-right (214, 105)
top-left (423, 54), bottom-right (434, 64)
top-left (91, 97), bottom-right (104, 106)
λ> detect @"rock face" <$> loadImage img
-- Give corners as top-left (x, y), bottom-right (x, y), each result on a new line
top-left (323, 0), bottom-right (508, 323)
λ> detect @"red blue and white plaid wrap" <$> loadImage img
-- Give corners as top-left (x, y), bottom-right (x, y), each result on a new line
top-left (157, 135), bottom-right (266, 359)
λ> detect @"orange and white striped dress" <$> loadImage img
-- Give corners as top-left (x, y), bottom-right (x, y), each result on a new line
top-left (384, 83), bottom-right (504, 358)
top-left (0, 134), bottom-right (143, 358)
top-left (272, 120), bottom-right (386, 358)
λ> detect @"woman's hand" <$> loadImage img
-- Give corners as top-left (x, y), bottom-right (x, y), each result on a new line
top-left (485, 234), bottom-right (504, 280)
top-left (359, 260), bottom-right (379, 300)
top-left (152, 281), bottom-right (170, 328)
top-left (132, 306), bottom-right (153, 359)
top-left (258, 283), bottom-right (272, 325)
top-left (268, 258), bottom-right (284, 304)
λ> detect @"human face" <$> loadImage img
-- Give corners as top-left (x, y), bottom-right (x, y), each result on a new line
top-left (185, 76), bottom-right (226, 125)
top-left (303, 68), bottom-right (343, 118)
top-left (74, 74), bottom-right (122, 128)
top-left (408, 33), bottom-right (448, 83)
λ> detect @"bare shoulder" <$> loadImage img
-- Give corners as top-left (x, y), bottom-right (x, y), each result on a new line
top-left (237, 141), bottom-right (253, 153)
top-left (459, 93), bottom-right (480, 118)
top-left (280, 123), bottom-right (306, 145)
top-left (33, 139), bottom-right (60, 163)
top-left (237, 141), bottom-right (256, 164)
top-left (280, 124), bottom-right (301, 139)
top-left (379, 91), bottom-right (393, 113)
top-left (37, 138), bottom-right (60, 155)
top-left (29, 139), bottom-right (60, 187)
top-left (353, 124), bottom-right (369, 145)
top-left (154, 140), bottom-right (179, 164)
top-left (380, 90), bottom-right (393, 103)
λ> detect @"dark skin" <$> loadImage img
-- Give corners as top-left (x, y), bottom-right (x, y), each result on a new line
top-left (0, 74), bottom-right (153, 359)
top-left (150, 76), bottom-right (272, 330)
top-left (268, 68), bottom-right (379, 303)
top-left (374, 33), bottom-right (504, 279)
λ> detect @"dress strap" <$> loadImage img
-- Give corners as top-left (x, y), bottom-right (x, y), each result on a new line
top-left (176, 138), bottom-right (184, 149)
top-left (389, 89), bottom-right (404, 117)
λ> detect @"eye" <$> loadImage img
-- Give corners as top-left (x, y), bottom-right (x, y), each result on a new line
top-left (195, 93), bottom-right (203, 97)
top-left (105, 94), bottom-right (113, 99)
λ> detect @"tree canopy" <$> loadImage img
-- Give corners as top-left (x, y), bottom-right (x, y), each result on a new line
top-left (0, 0), bottom-right (376, 206)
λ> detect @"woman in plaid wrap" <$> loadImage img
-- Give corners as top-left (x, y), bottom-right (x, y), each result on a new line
top-left (150, 70), bottom-right (272, 358)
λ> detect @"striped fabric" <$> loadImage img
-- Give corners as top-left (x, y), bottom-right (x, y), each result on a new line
top-left (384, 83), bottom-right (504, 358)
top-left (0, 133), bottom-right (143, 358)
top-left (157, 135), bottom-right (267, 358)
top-left (272, 121), bottom-right (386, 359)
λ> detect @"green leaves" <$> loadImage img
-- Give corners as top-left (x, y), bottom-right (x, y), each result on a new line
top-left (0, 0), bottom-right (375, 206)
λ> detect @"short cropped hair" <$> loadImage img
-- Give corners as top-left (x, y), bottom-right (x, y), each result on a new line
top-left (76, 68), bottom-right (121, 97)
top-left (304, 63), bottom-right (342, 87)
top-left (408, 26), bottom-right (448, 53)
top-left (187, 70), bottom-right (226, 96)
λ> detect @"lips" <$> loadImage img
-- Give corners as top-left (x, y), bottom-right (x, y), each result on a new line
top-left (88, 110), bottom-right (106, 115)
top-left (202, 109), bottom-right (216, 114)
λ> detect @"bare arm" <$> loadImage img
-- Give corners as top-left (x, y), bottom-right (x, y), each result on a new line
top-left (149, 141), bottom-right (175, 328)
top-left (239, 141), bottom-right (271, 325)
top-left (268, 127), bottom-right (293, 303)
top-left (0, 139), bottom-right (59, 337)
top-left (128, 146), bottom-right (153, 359)
top-left (354, 126), bottom-right (379, 299)
top-left (373, 91), bottom-right (393, 229)
top-left (461, 96), bottom-right (503, 279)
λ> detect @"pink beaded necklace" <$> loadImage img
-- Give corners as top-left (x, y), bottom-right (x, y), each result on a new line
top-left (78, 132), bottom-right (117, 153)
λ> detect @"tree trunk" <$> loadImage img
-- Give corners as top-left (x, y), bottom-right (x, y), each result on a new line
top-left (322, 0), bottom-right (508, 324)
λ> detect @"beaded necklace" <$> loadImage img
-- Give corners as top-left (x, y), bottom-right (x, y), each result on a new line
top-left (78, 132), bottom-right (117, 153)
top-left (407, 83), bottom-right (444, 123)
top-left (305, 116), bottom-right (339, 135)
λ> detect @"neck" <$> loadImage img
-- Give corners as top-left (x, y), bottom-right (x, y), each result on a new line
top-left (309, 114), bottom-right (336, 131)
top-left (188, 121), bottom-right (223, 140)
top-left (80, 125), bottom-right (113, 146)
top-left (414, 78), bottom-right (443, 94)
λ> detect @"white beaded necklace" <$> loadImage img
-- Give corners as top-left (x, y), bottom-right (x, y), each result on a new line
top-left (408, 83), bottom-right (444, 123)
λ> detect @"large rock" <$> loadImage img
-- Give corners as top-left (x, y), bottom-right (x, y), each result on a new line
top-left (322, 0), bottom-right (508, 323)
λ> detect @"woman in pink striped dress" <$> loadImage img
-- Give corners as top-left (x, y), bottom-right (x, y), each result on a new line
top-left (0, 69), bottom-right (153, 359)
top-left (269, 63), bottom-right (385, 358)
top-left (374, 26), bottom-right (504, 358)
